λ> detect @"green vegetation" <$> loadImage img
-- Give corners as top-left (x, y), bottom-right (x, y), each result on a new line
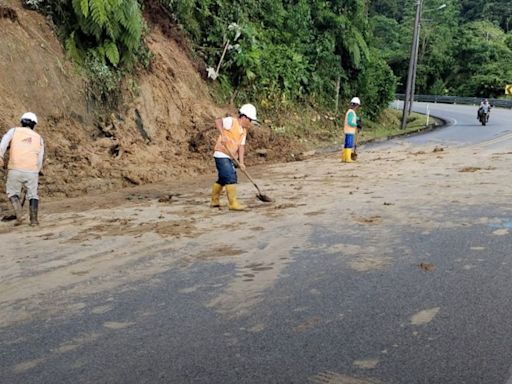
top-left (257, 106), bottom-right (438, 152)
top-left (162, 0), bottom-right (396, 120)
top-left (369, 0), bottom-right (512, 98)
top-left (164, 0), bottom-right (510, 130)
top-left (24, 0), bottom-right (510, 128)
top-left (24, 0), bottom-right (147, 108)
top-left (361, 110), bottom-right (440, 142)
top-left (65, 0), bottom-right (143, 67)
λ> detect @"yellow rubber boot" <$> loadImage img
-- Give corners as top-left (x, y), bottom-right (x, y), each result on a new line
top-left (344, 149), bottom-right (353, 163)
top-left (225, 184), bottom-right (247, 211)
top-left (341, 148), bottom-right (352, 163)
top-left (340, 150), bottom-right (346, 162)
top-left (210, 182), bottom-right (223, 207)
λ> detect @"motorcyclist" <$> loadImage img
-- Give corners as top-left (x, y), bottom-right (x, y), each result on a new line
top-left (477, 98), bottom-right (491, 122)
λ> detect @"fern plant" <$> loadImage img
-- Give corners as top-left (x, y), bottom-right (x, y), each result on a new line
top-left (66, 0), bottom-right (143, 66)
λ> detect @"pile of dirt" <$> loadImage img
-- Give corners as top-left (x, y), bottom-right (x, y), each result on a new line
top-left (0, 1), bottom-right (306, 203)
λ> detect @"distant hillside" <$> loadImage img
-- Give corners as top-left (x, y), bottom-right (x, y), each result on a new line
top-left (369, 0), bottom-right (512, 97)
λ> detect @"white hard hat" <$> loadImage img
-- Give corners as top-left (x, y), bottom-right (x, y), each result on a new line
top-left (20, 112), bottom-right (38, 124)
top-left (350, 97), bottom-right (361, 105)
top-left (239, 103), bottom-right (258, 122)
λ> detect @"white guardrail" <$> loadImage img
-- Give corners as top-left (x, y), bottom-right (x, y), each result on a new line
top-left (396, 94), bottom-right (512, 109)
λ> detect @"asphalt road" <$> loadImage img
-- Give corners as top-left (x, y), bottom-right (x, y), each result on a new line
top-left (394, 101), bottom-right (512, 147)
top-left (2, 103), bottom-right (512, 384)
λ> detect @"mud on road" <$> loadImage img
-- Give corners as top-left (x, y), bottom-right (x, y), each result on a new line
top-left (1, 140), bottom-right (511, 330)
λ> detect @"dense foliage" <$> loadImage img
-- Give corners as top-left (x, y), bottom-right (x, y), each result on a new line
top-left (369, 0), bottom-right (512, 98)
top-left (66, 0), bottom-right (143, 67)
top-left (24, 0), bottom-right (511, 116)
top-left (163, 0), bottom-right (396, 119)
top-left (25, 0), bottom-right (144, 66)
top-left (24, 0), bottom-right (146, 107)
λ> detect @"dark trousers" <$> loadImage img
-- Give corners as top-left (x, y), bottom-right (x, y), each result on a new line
top-left (215, 157), bottom-right (237, 185)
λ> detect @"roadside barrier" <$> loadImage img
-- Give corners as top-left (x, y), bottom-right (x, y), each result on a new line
top-left (395, 94), bottom-right (512, 109)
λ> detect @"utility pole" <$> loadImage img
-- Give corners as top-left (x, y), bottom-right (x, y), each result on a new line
top-left (403, 3), bottom-right (447, 121)
top-left (408, 17), bottom-right (422, 115)
top-left (401, 0), bottom-right (423, 129)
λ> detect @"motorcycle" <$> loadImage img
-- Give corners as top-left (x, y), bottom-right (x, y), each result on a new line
top-left (478, 109), bottom-right (490, 126)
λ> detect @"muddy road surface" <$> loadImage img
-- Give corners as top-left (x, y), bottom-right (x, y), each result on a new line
top-left (1, 105), bottom-right (512, 384)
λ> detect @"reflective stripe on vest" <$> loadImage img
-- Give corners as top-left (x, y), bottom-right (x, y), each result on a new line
top-left (344, 109), bottom-right (357, 135)
top-left (8, 127), bottom-right (42, 172)
top-left (214, 118), bottom-right (246, 158)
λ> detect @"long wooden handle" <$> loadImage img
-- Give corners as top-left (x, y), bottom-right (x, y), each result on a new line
top-left (222, 143), bottom-right (262, 193)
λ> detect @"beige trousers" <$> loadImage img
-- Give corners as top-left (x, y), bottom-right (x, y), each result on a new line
top-left (6, 169), bottom-right (39, 200)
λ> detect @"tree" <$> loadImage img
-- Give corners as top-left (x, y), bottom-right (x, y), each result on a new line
top-left (414, 0), bottom-right (459, 94)
top-left (167, 0), bottom-right (396, 118)
top-left (453, 21), bottom-right (512, 97)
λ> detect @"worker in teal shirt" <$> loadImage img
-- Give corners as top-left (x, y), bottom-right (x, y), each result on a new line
top-left (341, 97), bottom-right (361, 163)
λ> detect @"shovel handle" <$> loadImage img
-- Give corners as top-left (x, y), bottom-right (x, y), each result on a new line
top-left (354, 130), bottom-right (360, 153)
top-left (221, 144), bottom-right (262, 193)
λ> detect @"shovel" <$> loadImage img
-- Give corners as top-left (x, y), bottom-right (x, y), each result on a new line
top-left (351, 131), bottom-right (360, 161)
top-left (222, 144), bottom-right (272, 203)
top-left (351, 118), bottom-right (363, 161)
top-left (351, 144), bottom-right (358, 161)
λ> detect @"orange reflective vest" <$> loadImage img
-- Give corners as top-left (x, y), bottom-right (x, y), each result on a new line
top-left (9, 127), bottom-right (43, 172)
top-left (344, 109), bottom-right (358, 135)
top-left (214, 118), bottom-right (247, 158)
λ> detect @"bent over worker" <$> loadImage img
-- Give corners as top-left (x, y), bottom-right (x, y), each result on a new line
top-left (210, 104), bottom-right (258, 211)
top-left (0, 112), bottom-right (44, 225)
top-left (341, 97), bottom-right (361, 163)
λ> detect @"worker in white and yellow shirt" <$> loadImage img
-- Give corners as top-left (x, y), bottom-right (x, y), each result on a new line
top-left (0, 112), bottom-right (44, 225)
top-left (211, 104), bottom-right (258, 211)
top-left (341, 97), bottom-right (361, 163)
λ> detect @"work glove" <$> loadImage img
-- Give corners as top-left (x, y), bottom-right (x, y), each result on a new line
top-left (356, 117), bottom-right (363, 130)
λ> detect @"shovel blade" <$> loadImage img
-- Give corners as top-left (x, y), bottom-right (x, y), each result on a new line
top-left (2, 214), bottom-right (16, 222)
top-left (256, 193), bottom-right (272, 203)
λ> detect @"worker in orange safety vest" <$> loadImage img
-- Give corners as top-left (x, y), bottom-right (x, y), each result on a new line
top-left (0, 112), bottom-right (44, 225)
top-left (341, 97), bottom-right (361, 163)
top-left (210, 104), bottom-right (258, 211)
